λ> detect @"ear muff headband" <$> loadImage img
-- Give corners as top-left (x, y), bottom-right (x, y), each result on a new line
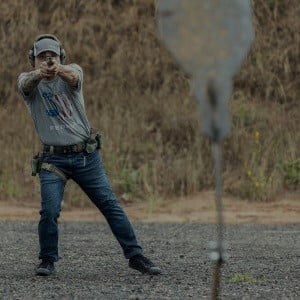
top-left (28, 34), bottom-right (66, 67)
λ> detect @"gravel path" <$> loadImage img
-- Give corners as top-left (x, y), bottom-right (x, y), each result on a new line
top-left (0, 221), bottom-right (299, 299)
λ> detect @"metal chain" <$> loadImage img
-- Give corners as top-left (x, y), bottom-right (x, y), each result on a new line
top-left (211, 142), bottom-right (225, 300)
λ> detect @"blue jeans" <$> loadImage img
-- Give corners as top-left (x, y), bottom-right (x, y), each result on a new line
top-left (38, 149), bottom-right (143, 262)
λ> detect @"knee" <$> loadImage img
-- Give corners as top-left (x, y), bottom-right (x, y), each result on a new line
top-left (98, 192), bottom-right (120, 211)
top-left (40, 207), bottom-right (60, 220)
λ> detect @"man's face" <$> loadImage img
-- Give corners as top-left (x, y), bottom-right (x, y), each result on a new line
top-left (35, 51), bottom-right (60, 68)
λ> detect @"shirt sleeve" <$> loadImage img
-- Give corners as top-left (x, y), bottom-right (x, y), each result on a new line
top-left (17, 72), bottom-right (36, 102)
top-left (67, 63), bottom-right (83, 92)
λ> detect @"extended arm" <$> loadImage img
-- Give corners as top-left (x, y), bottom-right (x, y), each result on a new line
top-left (58, 65), bottom-right (79, 89)
top-left (19, 70), bottom-right (43, 96)
top-left (18, 60), bottom-right (58, 96)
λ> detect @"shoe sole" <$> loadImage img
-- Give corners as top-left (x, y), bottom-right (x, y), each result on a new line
top-left (130, 265), bottom-right (162, 275)
top-left (36, 267), bottom-right (55, 276)
top-left (146, 267), bottom-right (162, 275)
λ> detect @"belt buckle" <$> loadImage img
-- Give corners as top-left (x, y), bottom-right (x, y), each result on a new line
top-left (70, 144), bottom-right (80, 153)
top-left (77, 143), bottom-right (84, 153)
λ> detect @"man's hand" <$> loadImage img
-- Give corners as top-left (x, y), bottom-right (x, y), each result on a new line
top-left (36, 60), bottom-right (79, 89)
top-left (38, 60), bottom-right (60, 79)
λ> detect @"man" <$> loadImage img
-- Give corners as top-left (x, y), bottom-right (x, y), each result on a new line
top-left (17, 34), bottom-right (161, 276)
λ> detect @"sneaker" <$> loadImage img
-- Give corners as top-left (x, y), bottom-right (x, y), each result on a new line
top-left (129, 254), bottom-right (161, 275)
top-left (36, 259), bottom-right (55, 276)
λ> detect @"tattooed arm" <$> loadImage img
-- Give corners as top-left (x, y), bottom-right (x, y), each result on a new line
top-left (18, 70), bottom-right (43, 96)
top-left (57, 65), bottom-right (79, 89)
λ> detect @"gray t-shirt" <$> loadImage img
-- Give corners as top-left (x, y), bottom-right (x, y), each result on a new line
top-left (17, 64), bottom-right (91, 146)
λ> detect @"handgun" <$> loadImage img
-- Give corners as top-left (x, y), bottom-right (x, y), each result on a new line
top-left (46, 56), bottom-right (54, 66)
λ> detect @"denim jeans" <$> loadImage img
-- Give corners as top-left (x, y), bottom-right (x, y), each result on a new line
top-left (38, 149), bottom-right (143, 262)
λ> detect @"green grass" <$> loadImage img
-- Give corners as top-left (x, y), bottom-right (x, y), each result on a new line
top-left (227, 273), bottom-right (265, 284)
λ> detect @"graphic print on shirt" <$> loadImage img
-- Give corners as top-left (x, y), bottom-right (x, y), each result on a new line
top-left (42, 91), bottom-right (73, 119)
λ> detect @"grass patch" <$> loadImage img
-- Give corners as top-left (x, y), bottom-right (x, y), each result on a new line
top-left (227, 273), bottom-right (265, 284)
top-left (282, 159), bottom-right (300, 189)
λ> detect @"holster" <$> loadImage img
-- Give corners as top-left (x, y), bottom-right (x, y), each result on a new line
top-left (86, 128), bottom-right (102, 154)
top-left (31, 152), bottom-right (67, 182)
top-left (31, 153), bottom-right (42, 176)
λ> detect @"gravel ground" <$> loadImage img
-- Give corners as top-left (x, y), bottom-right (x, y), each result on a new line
top-left (0, 221), bottom-right (299, 299)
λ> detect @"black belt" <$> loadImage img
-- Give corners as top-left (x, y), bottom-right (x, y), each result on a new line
top-left (43, 142), bottom-right (86, 154)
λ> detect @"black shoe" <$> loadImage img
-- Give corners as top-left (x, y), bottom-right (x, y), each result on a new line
top-left (129, 254), bottom-right (161, 275)
top-left (36, 259), bottom-right (55, 276)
